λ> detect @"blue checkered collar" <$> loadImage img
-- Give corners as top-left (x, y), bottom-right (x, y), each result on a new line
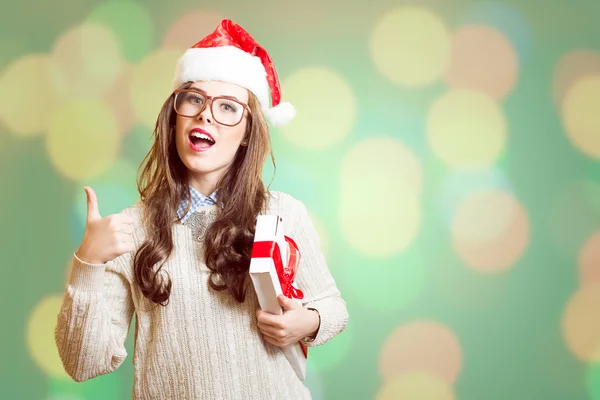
top-left (177, 186), bottom-right (218, 223)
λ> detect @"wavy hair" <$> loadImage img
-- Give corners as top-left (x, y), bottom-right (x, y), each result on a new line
top-left (134, 82), bottom-right (273, 305)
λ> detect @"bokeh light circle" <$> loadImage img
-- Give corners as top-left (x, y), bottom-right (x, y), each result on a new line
top-left (380, 320), bottom-right (462, 384)
top-left (436, 167), bottom-right (513, 225)
top-left (562, 284), bottom-right (600, 362)
top-left (444, 25), bottom-right (518, 99)
top-left (339, 137), bottom-right (421, 257)
top-left (131, 49), bottom-right (182, 128)
top-left (47, 100), bottom-right (120, 181)
top-left (561, 75), bottom-right (600, 158)
top-left (376, 372), bottom-right (455, 400)
top-left (579, 232), bottom-right (600, 286)
top-left (50, 22), bottom-right (123, 100)
top-left (553, 50), bottom-right (600, 107)
top-left (427, 90), bottom-right (507, 170)
top-left (87, 0), bottom-right (154, 63)
top-left (459, 2), bottom-right (532, 63)
top-left (452, 190), bottom-right (519, 243)
top-left (162, 11), bottom-right (224, 51)
top-left (27, 295), bottom-right (69, 379)
top-left (279, 67), bottom-right (356, 149)
top-left (0, 54), bottom-right (61, 137)
top-left (370, 6), bottom-right (451, 86)
top-left (451, 190), bottom-right (529, 272)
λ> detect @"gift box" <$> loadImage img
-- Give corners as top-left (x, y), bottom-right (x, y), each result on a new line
top-left (250, 214), bottom-right (308, 381)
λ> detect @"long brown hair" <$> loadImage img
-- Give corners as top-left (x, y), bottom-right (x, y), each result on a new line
top-left (134, 83), bottom-right (273, 306)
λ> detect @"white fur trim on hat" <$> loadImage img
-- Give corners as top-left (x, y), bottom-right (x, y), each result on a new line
top-left (173, 46), bottom-right (294, 126)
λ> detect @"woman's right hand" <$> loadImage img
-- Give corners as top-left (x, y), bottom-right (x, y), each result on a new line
top-left (75, 186), bottom-right (136, 265)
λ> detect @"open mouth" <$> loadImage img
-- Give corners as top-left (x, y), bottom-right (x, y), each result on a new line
top-left (189, 130), bottom-right (215, 152)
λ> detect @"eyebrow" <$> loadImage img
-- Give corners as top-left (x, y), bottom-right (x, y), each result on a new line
top-left (188, 87), bottom-right (242, 102)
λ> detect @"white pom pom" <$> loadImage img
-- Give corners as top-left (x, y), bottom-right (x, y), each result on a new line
top-left (263, 102), bottom-right (296, 126)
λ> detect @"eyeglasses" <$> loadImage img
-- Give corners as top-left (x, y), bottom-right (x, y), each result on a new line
top-left (173, 89), bottom-right (251, 127)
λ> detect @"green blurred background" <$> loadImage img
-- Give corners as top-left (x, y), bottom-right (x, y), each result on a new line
top-left (2, 0), bottom-right (600, 399)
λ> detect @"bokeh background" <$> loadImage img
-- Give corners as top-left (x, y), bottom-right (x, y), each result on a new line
top-left (1, 0), bottom-right (600, 399)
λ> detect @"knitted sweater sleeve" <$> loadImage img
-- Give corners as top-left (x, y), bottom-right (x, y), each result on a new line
top-left (54, 253), bottom-right (134, 382)
top-left (286, 197), bottom-right (349, 347)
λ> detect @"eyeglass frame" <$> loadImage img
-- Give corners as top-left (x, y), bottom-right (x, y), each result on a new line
top-left (172, 88), bottom-right (252, 127)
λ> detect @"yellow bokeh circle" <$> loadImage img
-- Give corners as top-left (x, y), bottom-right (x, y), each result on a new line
top-left (0, 54), bottom-right (61, 137)
top-left (376, 372), bottom-right (455, 400)
top-left (27, 296), bottom-right (69, 379)
top-left (553, 50), bottom-right (600, 107)
top-left (562, 74), bottom-right (600, 158)
top-left (451, 190), bottom-right (529, 272)
top-left (131, 49), bottom-right (182, 128)
top-left (370, 6), bottom-right (451, 87)
top-left (339, 138), bottom-right (421, 257)
top-left (50, 22), bottom-right (123, 100)
top-left (427, 90), bottom-right (507, 169)
top-left (47, 100), bottom-right (120, 181)
top-left (279, 66), bottom-right (356, 149)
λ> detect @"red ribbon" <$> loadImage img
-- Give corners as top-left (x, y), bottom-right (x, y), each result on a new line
top-left (252, 235), bottom-right (308, 358)
top-left (251, 236), bottom-right (304, 300)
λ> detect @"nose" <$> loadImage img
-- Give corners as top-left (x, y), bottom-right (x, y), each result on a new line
top-left (197, 101), bottom-right (214, 123)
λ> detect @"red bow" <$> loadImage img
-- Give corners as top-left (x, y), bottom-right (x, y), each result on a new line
top-left (251, 235), bottom-right (308, 358)
top-left (251, 236), bottom-right (304, 300)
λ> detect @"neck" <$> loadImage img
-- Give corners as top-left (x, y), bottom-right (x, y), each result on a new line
top-left (188, 174), bottom-right (219, 197)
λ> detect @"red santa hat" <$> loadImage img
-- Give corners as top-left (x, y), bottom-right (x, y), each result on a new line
top-left (172, 19), bottom-right (295, 126)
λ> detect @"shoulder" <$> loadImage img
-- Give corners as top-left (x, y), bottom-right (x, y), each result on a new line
top-left (266, 191), bottom-right (307, 216)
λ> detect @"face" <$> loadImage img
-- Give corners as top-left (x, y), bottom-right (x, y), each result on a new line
top-left (174, 80), bottom-right (250, 190)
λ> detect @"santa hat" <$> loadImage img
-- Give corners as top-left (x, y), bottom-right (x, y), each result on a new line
top-left (172, 19), bottom-right (295, 127)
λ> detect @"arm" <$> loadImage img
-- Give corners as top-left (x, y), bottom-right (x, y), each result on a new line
top-left (54, 253), bottom-right (134, 382)
top-left (290, 200), bottom-right (349, 347)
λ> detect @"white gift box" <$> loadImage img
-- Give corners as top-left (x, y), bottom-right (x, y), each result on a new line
top-left (249, 214), bottom-right (307, 381)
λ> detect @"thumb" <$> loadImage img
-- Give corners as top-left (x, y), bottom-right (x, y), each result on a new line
top-left (84, 186), bottom-right (101, 222)
top-left (278, 294), bottom-right (299, 311)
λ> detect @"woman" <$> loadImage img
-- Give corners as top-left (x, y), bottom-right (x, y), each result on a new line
top-left (54, 19), bottom-right (348, 399)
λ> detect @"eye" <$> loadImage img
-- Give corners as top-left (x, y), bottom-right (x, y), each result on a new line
top-left (220, 101), bottom-right (238, 113)
top-left (186, 93), bottom-right (204, 105)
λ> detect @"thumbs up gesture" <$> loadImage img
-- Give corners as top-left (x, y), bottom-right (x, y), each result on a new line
top-left (75, 186), bottom-right (136, 265)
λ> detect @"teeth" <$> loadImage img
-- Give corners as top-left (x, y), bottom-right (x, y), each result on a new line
top-left (191, 132), bottom-right (215, 143)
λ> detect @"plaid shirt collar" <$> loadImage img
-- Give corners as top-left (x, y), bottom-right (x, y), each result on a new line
top-left (177, 186), bottom-right (218, 223)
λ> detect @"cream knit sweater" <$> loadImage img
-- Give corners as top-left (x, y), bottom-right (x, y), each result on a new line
top-left (54, 191), bottom-right (348, 399)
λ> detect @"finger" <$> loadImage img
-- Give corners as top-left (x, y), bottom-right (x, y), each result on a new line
top-left (84, 186), bottom-right (101, 222)
top-left (257, 322), bottom-right (285, 337)
top-left (261, 332), bottom-right (284, 347)
top-left (256, 310), bottom-right (284, 328)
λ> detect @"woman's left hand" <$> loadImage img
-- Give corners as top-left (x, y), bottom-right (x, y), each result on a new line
top-left (256, 295), bottom-right (320, 348)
